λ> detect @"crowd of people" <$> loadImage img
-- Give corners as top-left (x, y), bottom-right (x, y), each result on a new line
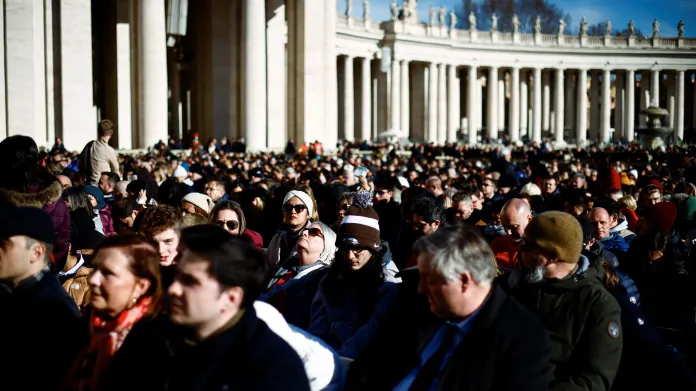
top-left (4, 119), bottom-right (696, 390)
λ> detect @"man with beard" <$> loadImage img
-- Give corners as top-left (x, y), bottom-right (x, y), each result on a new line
top-left (502, 211), bottom-right (623, 391)
top-left (490, 199), bottom-right (532, 269)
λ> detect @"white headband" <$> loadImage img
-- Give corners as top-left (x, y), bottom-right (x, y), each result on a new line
top-left (283, 190), bottom-right (314, 217)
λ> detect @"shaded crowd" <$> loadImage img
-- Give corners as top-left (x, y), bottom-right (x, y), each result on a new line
top-left (4, 120), bottom-right (696, 390)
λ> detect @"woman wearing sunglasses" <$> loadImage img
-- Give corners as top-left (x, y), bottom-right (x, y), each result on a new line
top-left (308, 191), bottom-right (400, 359)
top-left (209, 200), bottom-right (264, 251)
top-left (262, 222), bottom-right (337, 329)
top-left (267, 190), bottom-right (314, 268)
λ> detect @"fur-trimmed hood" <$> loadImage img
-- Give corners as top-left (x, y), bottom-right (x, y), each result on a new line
top-left (0, 181), bottom-right (62, 208)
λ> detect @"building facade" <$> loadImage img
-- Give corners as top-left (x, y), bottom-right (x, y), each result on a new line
top-left (2, 0), bottom-right (696, 152)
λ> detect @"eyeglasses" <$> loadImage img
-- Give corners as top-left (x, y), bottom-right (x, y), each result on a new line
top-left (375, 189), bottom-right (389, 196)
top-left (305, 227), bottom-right (324, 239)
top-left (205, 186), bottom-right (223, 192)
top-left (342, 247), bottom-right (366, 256)
top-left (339, 203), bottom-right (351, 212)
top-left (215, 220), bottom-right (240, 231)
top-left (283, 204), bottom-right (307, 214)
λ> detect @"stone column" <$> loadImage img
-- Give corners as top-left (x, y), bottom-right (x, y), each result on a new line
top-left (542, 70), bottom-right (551, 133)
top-left (639, 72), bottom-right (648, 127)
top-left (437, 63), bottom-right (447, 144)
top-left (487, 66), bottom-right (498, 140)
top-left (360, 57), bottom-right (371, 140)
top-left (626, 70), bottom-right (635, 141)
top-left (601, 69), bottom-right (612, 143)
top-left (565, 71), bottom-right (575, 139)
top-left (651, 69), bottom-right (660, 105)
top-left (401, 60), bottom-right (410, 137)
top-left (520, 71), bottom-right (528, 138)
top-left (532, 68), bottom-right (542, 143)
top-left (390, 58), bottom-right (401, 131)
top-left (667, 73), bottom-right (675, 129)
top-left (428, 62), bottom-right (437, 142)
top-left (510, 67), bottom-right (520, 143)
top-left (615, 72), bottom-right (625, 139)
top-left (343, 56), bottom-right (355, 141)
top-left (576, 69), bottom-right (588, 143)
top-left (467, 65), bottom-right (478, 145)
top-left (243, 0), bottom-right (267, 150)
top-left (676, 70), bottom-right (685, 141)
top-left (590, 70), bottom-right (600, 140)
top-left (447, 64), bottom-right (458, 142)
top-left (266, 2), bottom-right (287, 149)
top-left (497, 72), bottom-right (505, 136)
top-left (116, 0), bottom-right (133, 149)
top-left (554, 69), bottom-right (565, 144)
top-left (477, 74), bottom-right (485, 136)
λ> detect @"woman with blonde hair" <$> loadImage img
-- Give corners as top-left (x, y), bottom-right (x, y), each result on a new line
top-left (63, 235), bottom-right (162, 390)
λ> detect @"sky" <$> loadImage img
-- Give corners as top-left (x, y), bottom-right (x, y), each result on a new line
top-left (340, 0), bottom-right (696, 37)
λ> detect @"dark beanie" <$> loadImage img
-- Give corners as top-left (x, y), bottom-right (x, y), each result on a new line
top-left (644, 201), bottom-right (677, 233)
top-left (337, 190), bottom-right (381, 251)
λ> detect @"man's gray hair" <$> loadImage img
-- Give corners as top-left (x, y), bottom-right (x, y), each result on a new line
top-left (413, 225), bottom-right (497, 286)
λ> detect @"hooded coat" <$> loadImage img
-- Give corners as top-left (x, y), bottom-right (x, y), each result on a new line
top-left (0, 180), bottom-right (71, 263)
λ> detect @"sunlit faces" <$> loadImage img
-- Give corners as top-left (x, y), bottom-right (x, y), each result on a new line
top-left (282, 197), bottom-right (309, 227)
top-left (88, 247), bottom-right (150, 318)
top-left (412, 214), bottom-right (440, 236)
top-left (152, 229), bottom-right (180, 266)
top-left (168, 252), bottom-right (243, 338)
top-left (214, 209), bottom-right (241, 236)
top-left (0, 236), bottom-right (45, 285)
top-left (182, 202), bottom-right (197, 215)
top-left (297, 224), bottom-right (325, 257)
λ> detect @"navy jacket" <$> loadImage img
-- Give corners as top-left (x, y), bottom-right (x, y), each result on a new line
top-left (101, 306), bottom-right (310, 391)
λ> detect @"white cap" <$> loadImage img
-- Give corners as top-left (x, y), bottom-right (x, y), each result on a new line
top-left (173, 165), bottom-right (188, 178)
top-left (182, 192), bottom-right (215, 213)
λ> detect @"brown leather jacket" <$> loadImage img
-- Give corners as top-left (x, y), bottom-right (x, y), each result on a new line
top-left (61, 254), bottom-right (92, 311)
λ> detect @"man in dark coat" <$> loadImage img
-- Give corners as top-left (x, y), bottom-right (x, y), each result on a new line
top-left (345, 225), bottom-right (551, 391)
top-left (502, 211), bottom-right (623, 391)
top-left (101, 225), bottom-right (310, 391)
top-left (0, 207), bottom-right (88, 390)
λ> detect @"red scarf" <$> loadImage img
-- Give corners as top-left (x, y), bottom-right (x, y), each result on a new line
top-left (66, 297), bottom-right (153, 391)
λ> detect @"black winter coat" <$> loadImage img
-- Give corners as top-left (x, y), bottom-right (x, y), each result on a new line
top-left (500, 260), bottom-right (623, 391)
top-left (0, 269), bottom-right (88, 391)
top-left (100, 306), bottom-right (310, 391)
top-left (345, 274), bottom-right (551, 391)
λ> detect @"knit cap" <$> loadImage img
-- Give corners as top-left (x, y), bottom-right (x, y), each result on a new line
top-left (338, 190), bottom-right (381, 251)
top-left (643, 201), bottom-right (677, 233)
top-left (182, 192), bottom-right (215, 214)
top-left (523, 211), bottom-right (583, 264)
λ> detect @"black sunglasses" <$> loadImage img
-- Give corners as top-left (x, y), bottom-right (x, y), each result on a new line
top-left (339, 204), bottom-right (351, 212)
top-left (215, 220), bottom-right (240, 231)
top-left (283, 204), bottom-right (307, 214)
top-left (305, 227), bottom-right (324, 238)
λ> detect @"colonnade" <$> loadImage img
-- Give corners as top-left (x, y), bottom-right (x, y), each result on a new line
top-left (339, 57), bottom-right (696, 144)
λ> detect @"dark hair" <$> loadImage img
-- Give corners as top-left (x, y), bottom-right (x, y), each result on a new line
top-left (412, 197), bottom-right (444, 224)
top-left (93, 235), bottom-right (163, 316)
top-left (101, 172), bottom-right (120, 186)
top-left (136, 205), bottom-right (182, 238)
top-left (62, 187), bottom-right (93, 215)
top-left (112, 199), bottom-right (138, 220)
top-left (99, 119), bottom-right (115, 138)
top-left (179, 224), bottom-right (266, 307)
top-left (322, 248), bottom-right (385, 322)
top-left (209, 200), bottom-right (247, 233)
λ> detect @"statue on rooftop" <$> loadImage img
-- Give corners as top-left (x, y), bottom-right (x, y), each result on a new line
top-left (439, 6), bottom-right (446, 27)
top-left (559, 18), bottom-right (566, 36)
top-left (628, 20), bottom-right (635, 36)
top-left (491, 13), bottom-right (498, 32)
top-left (534, 16), bottom-right (541, 34)
top-left (512, 14), bottom-right (520, 34)
top-left (469, 11), bottom-right (477, 31)
top-left (450, 10), bottom-right (457, 30)
top-left (580, 16), bottom-right (588, 36)
top-left (653, 19), bottom-right (660, 37)
top-left (345, 0), bottom-right (352, 17)
top-left (678, 20), bottom-right (685, 38)
top-left (390, 0), bottom-right (398, 21)
top-left (605, 20), bottom-right (612, 35)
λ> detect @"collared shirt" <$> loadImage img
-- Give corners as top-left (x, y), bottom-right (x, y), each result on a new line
top-left (392, 296), bottom-right (489, 391)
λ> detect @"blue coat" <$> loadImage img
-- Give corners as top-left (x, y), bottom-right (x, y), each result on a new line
top-left (600, 232), bottom-right (630, 256)
top-left (308, 276), bottom-right (399, 359)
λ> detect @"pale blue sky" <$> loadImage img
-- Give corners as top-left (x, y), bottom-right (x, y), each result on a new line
top-left (340, 0), bottom-right (696, 37)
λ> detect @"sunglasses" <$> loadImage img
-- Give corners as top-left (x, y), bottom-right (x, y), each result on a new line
top-left (339, 204), bottom-right (351, 212)
top-left (283, 204), bottom-right (307, 214)
top-left (305, 227), bottom-right (324, 238)
top-left (215, 220), bottom-right (240, 231)
top-left (375, 189), bottom-right (389, 195)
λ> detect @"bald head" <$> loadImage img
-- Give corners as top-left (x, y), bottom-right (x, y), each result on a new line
top-left (500, 198), bottom-right (533, 242)
top-left (588, 207), bottom-right (612, 239)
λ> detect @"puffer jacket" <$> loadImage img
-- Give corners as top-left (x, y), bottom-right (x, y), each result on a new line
top-left (501, 256), bottom-right (623, 391)
top-left (0, 181), bottom-right (71, 263)
top-left (59, 253), bottom-right (92, 311)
